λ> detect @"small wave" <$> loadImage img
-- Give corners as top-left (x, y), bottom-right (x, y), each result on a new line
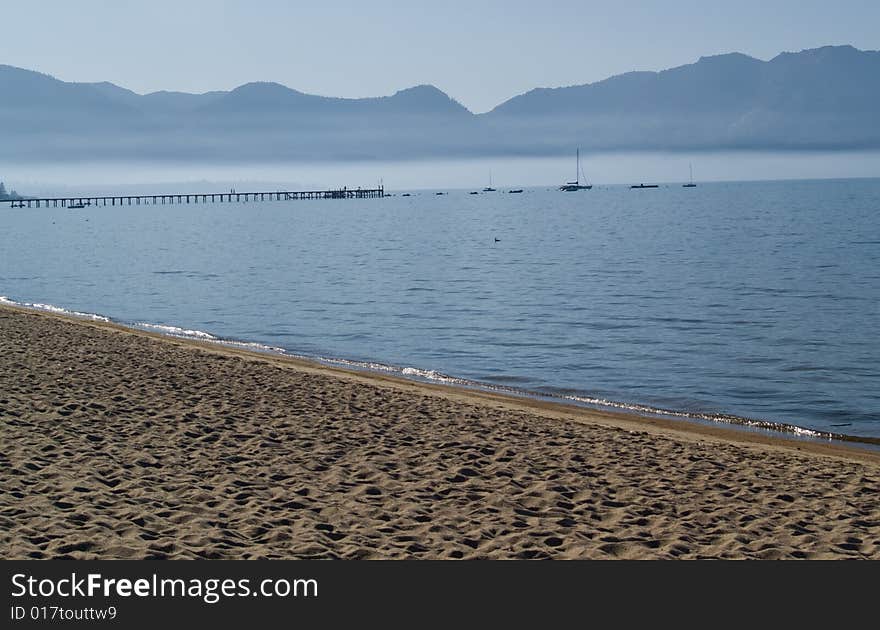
top-left (215, 339), bottom-right (287, 354)
top-left (131, 321), bottom-right (289, 355)
top-left (307, 356), bottom-right (469, 386)
top-left (555, 393), bottom-right (832, 438)
top-left (0, 296), bottom-right (110, 322)
top-left (133, 322), bottom-right (219, 340)
top-left (401, 367), bottom-right (468, 385)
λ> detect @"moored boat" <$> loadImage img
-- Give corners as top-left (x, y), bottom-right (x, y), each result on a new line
top-left (559, 148), bottom-right (592, 191)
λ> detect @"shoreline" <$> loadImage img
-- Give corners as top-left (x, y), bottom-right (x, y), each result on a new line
top-left (1, 297), bottom-right (878, 453)
top-left (3, 302), bottom-right (879, 559)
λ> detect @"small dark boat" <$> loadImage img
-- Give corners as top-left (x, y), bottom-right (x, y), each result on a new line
top-left (469, 191), bottom-right (480, 195)
top-left (631, 184), bottom-right (659, 189)
top-left (401, 193), bottom-right (411, 197)
top-left (508, 189), bottom-right (523, 194)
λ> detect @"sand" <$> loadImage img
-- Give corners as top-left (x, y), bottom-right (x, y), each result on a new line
top-left (1, 303), bottom-right (878, 559)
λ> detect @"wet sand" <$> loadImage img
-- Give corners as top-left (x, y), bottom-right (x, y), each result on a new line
top-left (1, 303), bottom-right (878, 559)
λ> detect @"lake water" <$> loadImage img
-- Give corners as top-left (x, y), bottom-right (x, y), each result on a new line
top-left (2, 177), bottom-right (879, 440)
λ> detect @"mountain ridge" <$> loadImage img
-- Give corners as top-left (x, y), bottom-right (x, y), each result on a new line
top-left (1, 45), bottom-right (878, 160)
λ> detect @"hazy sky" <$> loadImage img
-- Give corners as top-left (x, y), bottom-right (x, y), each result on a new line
top-left (2, 1), bottom-right (878, 113)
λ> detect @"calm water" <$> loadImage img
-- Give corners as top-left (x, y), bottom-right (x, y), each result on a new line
top-left (2, 178), bottom-right (879, 438)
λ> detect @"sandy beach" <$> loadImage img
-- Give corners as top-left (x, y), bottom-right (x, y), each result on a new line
top-left (1, 302), bottom-right (878, 559)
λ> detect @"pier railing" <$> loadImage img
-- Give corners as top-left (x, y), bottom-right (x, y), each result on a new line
top-left (5, 187), bottom-right (384, 208)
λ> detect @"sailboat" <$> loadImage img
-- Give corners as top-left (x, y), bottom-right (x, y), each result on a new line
top-left (483, 171), bottom-right (496, 192)
top-left (683, 163), bottom-right (697, 188)
top-left (559, 149), bottom-right (592, 191)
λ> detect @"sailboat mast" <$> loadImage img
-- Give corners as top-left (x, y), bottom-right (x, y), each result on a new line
top-left (576, 148), bottom-right (580, 185)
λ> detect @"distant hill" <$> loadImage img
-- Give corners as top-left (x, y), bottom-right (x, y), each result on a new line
top-left (483, 45), bottom-right (880, 151)
top-left (86, 81), bottom-right (226, 114)
top-left (198, 82), bottom-right (470, 117)
top-left (1, 45), bottom-right (878, 161)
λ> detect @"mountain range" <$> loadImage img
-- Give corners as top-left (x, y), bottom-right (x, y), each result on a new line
top-left (1, 45), bottom-right (878, 161)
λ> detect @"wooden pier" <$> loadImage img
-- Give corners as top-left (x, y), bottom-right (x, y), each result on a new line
top-left (5, 186), bottom-right (384, 209)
